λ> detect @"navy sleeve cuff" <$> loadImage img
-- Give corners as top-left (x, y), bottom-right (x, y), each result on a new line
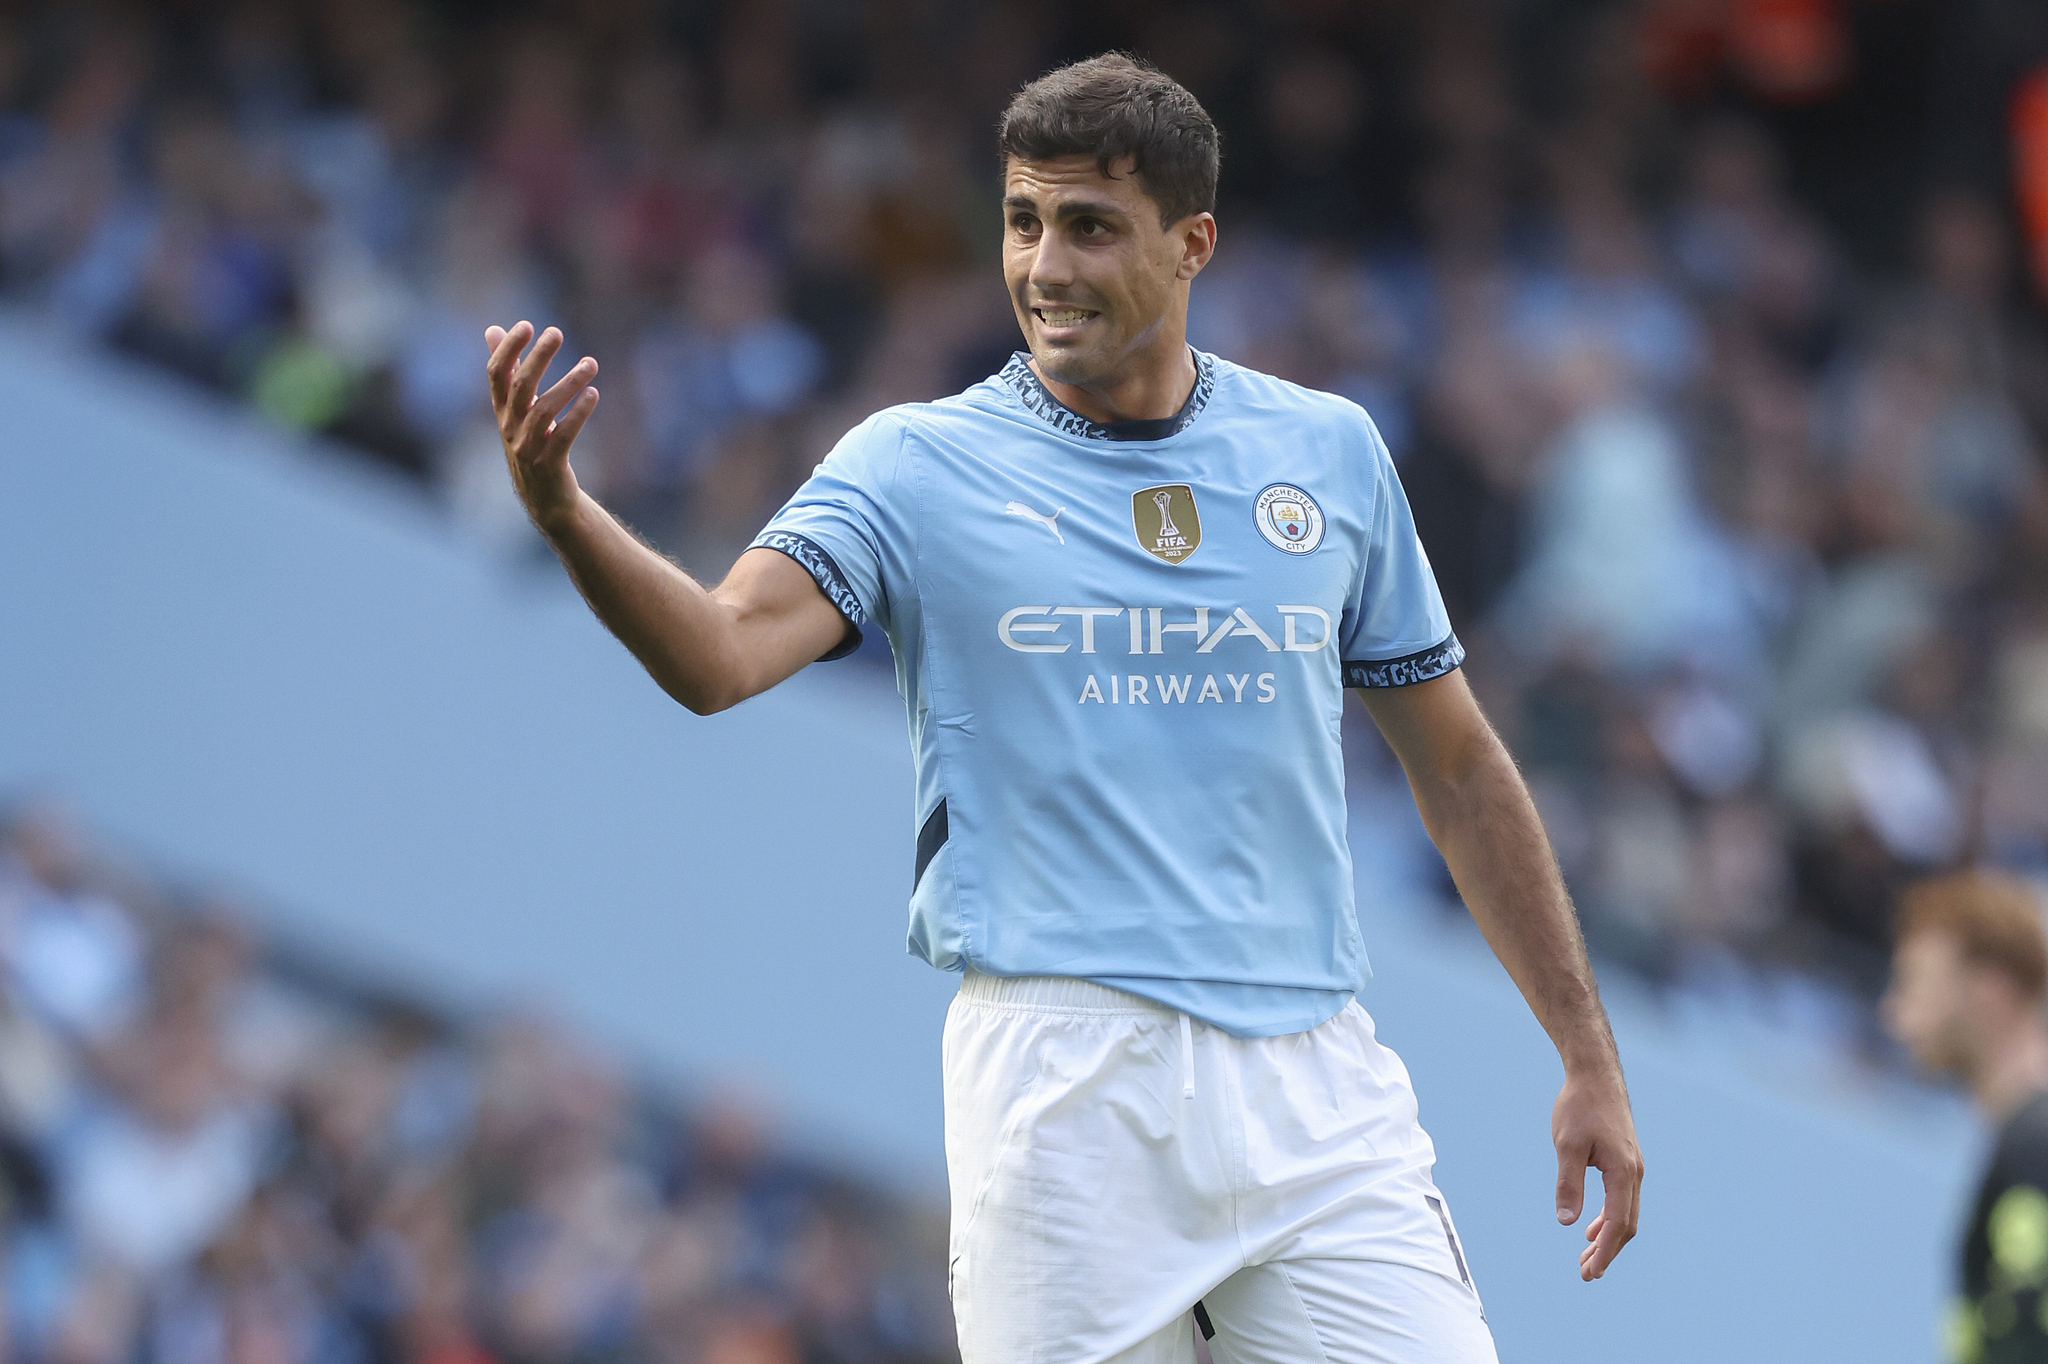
top-left (753, 530), bottom-right (867, 661)
top-left (1343, 633), bottom-right (1464, 688)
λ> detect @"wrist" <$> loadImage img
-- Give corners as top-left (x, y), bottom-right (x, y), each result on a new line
top-left (531, 483), bottom-right (591, 539)
top-left (1558, 1038), bottom-right (1623, 1084)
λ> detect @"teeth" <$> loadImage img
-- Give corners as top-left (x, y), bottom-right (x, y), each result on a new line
top-left (1038, 309), bottom-right (1093, 325)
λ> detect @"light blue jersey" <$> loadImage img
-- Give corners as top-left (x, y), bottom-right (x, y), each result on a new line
top-left (752, 350), bottom-right (1462, 1037)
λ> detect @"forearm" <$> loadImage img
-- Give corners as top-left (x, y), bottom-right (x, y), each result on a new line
top-left (1364, 674), bottom-right (1640, 1270)
top-left (1406, 728), bottom-right (1618, 1076)
top-left (485, 323), bottom-right (843, 714)
top-left (538, 492), bottom-right (752, 714)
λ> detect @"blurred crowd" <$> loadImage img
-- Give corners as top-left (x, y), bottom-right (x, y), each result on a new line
top-left (0, 807), bottom-right (957, 1364)
top-left (0, 0), bottom-right (2045, 1017)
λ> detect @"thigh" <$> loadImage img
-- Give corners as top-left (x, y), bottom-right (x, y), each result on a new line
top-left (1236, 1004), bottom-right (1482, 1293)
top-left (943, 994), bottom-right (1235, 1364)
top-left (1201, 1257), bottom-right (1497, 1364)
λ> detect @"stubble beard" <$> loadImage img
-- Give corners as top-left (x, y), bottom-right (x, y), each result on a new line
top-left (1027, 308), bottom-right (1167, 394)
top-left (1030, 337), bottom-right (1111, 390)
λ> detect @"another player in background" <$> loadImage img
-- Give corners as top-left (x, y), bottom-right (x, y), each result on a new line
top-left (483, 53), bottom-right (1641, 1364)
top-left (1885, 873), bottom-right (2048, 1363)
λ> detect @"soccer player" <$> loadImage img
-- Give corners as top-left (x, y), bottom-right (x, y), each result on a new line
top-left (484, 53), bottom-right (1640, 1364)
top-left (1884, 872), bottom-right (2048, 1363)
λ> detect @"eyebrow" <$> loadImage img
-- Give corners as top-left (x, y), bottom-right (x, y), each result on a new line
top-left (1003, 195), bottom-right (1130, 223)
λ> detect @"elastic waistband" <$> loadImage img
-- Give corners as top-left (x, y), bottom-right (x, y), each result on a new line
top-left (956, 970), bottom-right (1174, 1017)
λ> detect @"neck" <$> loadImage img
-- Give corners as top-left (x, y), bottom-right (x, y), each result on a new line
top-left (1031, 329), bottom-right (1197, 426)
top-left (1972, 1016), bottom-right (2048, 1124)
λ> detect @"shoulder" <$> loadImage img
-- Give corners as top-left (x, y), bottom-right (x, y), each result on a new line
top-left (815, 386), bottom-right (1028, 502)
top-left (1206, 354), bottom-right (1391, 460)
top-left (817, 404), bottom-right (928, 485)
top-left (837, 403), bottom-right (922, 450)
top-left (846, 378), bottom-right (1033, 452)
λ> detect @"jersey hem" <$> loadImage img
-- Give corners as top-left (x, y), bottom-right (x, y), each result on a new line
top-left (1083, 975), bottom-right (1355, 1038)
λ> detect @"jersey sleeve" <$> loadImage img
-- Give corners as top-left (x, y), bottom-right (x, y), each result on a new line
top-left (1338, 416), bottom-right (1465, 688)
top-left (749, 411), bottom-right (913, 660)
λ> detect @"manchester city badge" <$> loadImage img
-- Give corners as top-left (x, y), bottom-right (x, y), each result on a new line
top-left (1254, 483), bottom-right (1325, 554)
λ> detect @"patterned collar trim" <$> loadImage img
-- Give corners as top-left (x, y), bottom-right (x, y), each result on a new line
top-left (998, 349), bottom-right (1215, 442)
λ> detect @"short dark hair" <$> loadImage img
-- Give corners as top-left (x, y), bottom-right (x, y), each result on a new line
top-left (997, 53), bottom-right (1220, 227)
top-left (1896, 871), bottom-right (2048, 1001)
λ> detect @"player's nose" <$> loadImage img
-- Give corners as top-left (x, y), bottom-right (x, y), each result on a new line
top-left (1026, 232), bottom-right (1080, 290)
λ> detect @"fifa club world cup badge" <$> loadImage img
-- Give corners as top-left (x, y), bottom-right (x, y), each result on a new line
top-left (1254, 484), bottom-right (1325, 554)
top-left (1131, 484), bottom-right (1203, 564)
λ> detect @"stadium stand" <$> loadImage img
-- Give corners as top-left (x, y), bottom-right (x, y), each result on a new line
top-left (0, 802), bottom-right (957, 1364)
top-left (2, 2), bottom-right (2047, 1354)
top-left (2, 0), bottom-right (2043, 1041)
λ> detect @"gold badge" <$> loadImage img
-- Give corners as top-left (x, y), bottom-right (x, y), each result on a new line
top-left (1131, 484), bottom-right (1202, 564)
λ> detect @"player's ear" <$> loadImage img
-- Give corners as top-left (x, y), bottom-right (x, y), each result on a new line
top-left (1177, 213), bottom-right (1217, 281)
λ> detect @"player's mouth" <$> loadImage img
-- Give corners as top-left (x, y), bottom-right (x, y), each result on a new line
top-left (1032, 306), bottom-right (1099, 338)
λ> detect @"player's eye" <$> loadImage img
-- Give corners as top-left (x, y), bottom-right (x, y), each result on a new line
top-left (1010, 213), bottom-right (1040, 234)
top-left (1076, 218), bottom-right (1107, 237)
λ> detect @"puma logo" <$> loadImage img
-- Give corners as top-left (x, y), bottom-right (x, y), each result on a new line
top-left (1003, 500), bottom-right (1065, 545)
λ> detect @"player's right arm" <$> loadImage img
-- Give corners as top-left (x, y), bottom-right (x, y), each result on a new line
top-left (485, 322), bottom-right (849, 715)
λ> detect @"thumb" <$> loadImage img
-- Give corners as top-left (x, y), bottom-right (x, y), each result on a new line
top-left (1556, 1144), bottom-right (1586, 1225)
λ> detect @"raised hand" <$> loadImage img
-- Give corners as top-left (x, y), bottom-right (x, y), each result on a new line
top-left (1552, 1065), bottom-right (1643, 1281)
top-left (484, 321), bottom-right (599, 533)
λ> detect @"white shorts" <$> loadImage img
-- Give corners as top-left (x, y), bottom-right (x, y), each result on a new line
top-left (943, 972), bottom-right (1497, 1364)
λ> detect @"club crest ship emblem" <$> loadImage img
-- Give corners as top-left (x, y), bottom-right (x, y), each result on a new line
top-left (1254, 483), bottom-right (1325, 555)
top-left (1131, 484), bottom-right (1202, 563)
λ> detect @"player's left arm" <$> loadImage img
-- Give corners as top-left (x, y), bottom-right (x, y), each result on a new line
top-left (1358, 668), bottom-right (1643, 1282)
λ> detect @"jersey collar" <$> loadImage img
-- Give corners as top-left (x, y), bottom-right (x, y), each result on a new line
top-left (998, 349), bottom-right (1215, 442)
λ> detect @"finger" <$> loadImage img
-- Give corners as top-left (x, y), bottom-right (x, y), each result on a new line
top-left (486, 320), bottom-right (530, 383)
top-left (1585, 1220), bottom-right (1625, 1279)
top-left (523, 356), bottom-right (598, 437)
top-left (1583, 1168), bottom-right (1637, 1279)
top-left (1555, 1142), bottom-right (1586, 1225)
top-left (485, 321), bottom-right (531, 409)
top-left (510, 325), bottom-right (564, 419)
top-left (539, 386), bottom-right (599, 460)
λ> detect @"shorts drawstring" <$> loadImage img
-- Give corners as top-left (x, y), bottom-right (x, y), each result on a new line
top-left (1179, 1011), bottom-right (1195, 1099)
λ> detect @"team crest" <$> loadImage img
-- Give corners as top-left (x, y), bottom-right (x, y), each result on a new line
top-left (1131, 484), bottom-right (1202, 564)
top-left (1255, 483), bottom-right (1325, 555)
